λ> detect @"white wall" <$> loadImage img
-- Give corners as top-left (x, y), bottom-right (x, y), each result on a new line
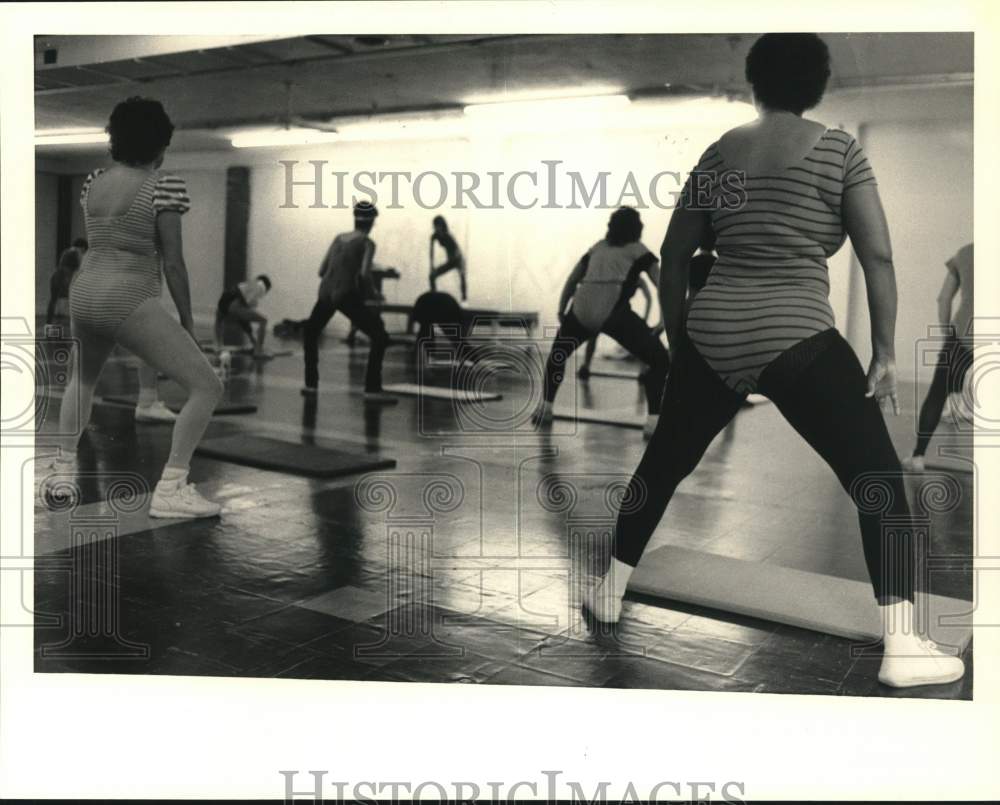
top-left (843, 118), bottom-right (974, 382)
top-left (34, 84), bottom-right (973, 357)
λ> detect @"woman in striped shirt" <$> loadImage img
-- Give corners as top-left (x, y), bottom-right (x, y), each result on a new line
top-left (46, 97), bottom-right (223, 520)
top-left (587, 34), bottom-right (964, 688)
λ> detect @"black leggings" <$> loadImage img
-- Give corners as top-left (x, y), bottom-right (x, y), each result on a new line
top-left (614, 329), bottom-right (914, 603)
top-left (543, 309), bottom-right (669, 414)
top-left (914, 336), bottom-right (974, 457)
top-left (303, 292), bottom-right (388, 391)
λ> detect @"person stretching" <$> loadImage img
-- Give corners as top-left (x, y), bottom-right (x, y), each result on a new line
top-left (47, 96), bottom-right (223, 519)
top-left (533, 206), bottom-right (669, 438)
top-left (302, 201), bottom-right (394, 401)
top-left (585, 34), bottom-right (963, 689)
top-left (902, 243), bottom-right (975, 471)
top-left (429, 215), bottom-right (467, 302)
top-left (215, 274), bottom-right (272, 355)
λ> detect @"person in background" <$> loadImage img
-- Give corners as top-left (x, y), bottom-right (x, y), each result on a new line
top-left (214, 274), bottom-right (272, 355)
top-left (46, 246), bottom-right (82, 332)
top-left (577, 277), bottom-right (654, 380)
top-left (410, 290), bottom-right (481, 366)
top-left (429, 215), bottom-right (467, 302)
top-left (301, 201), bottom-right (394, 401)
top-left (533, 206), bottom-right (669, 439)
top-left (903, 243), bottom-right (975, 470)
top-left (345, 264), bottom-right (400, 347)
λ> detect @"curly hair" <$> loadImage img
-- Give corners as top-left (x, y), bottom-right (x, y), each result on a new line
top-left (606, 207), bottom-right (643, 247)
top-left (745, 33), bottom-right (831, 114)
top-left (106, 97), bottom-right (175, 165)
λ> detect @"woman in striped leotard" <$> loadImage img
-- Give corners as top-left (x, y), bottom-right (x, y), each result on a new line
top-left (585, 34), bottom-right (964, 689)
top-left (48, 97), bottom-right (223, 520)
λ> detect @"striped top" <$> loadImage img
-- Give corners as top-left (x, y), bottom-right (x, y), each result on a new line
top-left (70, 169), bottom-right (190, 336)
top-left (570, 240), bottom-right (658, 332)
top-left (681, 129), bottom-right (877, 394)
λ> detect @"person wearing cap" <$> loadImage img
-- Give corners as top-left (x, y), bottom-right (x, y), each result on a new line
top-left (301, 201), bottom-right (393, 400)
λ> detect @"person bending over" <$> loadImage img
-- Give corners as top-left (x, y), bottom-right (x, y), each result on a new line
top-left (410, 290), bottom-right (482, 366)
top-left (533, 206), bottom-right (669, 438)
top-left (215, 274), bottom-right (272, 355)
top-left (302, 201), bottom-right (393, 401)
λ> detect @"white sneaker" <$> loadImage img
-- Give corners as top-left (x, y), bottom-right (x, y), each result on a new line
top-left (901, 455), bottom-right (925, 472)
top-left (149, 477), bottom-right (221, 520)
top-left (40, 455), bottom-right (78, 498)
top-left (878, 637), bottom-right (965, 688)
top-left (643, 414), bottom-right (659, 440)
top-left (135, 400), bottom-right (177, 423)
top-left (581, 574), bottom-right (623, 624)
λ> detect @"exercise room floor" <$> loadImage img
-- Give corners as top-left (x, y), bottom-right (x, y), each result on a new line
top-left (31, 330), bottom-right (974, 698)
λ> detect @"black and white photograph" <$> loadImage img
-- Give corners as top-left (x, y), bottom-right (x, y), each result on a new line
top-left (2, 2), bottom-right (998, 802)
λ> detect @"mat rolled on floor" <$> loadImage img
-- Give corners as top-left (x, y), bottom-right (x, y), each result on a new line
top-left (100, 395), bottom-right (257, 416)
top-left (628, 544), bottom-right (972, 650)
top-left (195, 434), bottom-right (396, 478)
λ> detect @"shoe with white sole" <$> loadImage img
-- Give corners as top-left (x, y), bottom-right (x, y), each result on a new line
top-left (135, 400), bottom-right (177, 423)
top-left (581, 574), bottom-right (622, 624)
top-left (40, 455), bottom-right (78, 498)
top-left (878, 637), bottom-right (965, 688)
top-left (901, 455), bottom-right (925, 472)
top-left (149, 477), bottom-right (221, 520)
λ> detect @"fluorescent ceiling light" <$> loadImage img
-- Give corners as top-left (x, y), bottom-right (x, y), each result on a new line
top-left (335, 112), bottom-right (467, 142)
top-left (35, 128), bottom-right (107, 146)
top-left (464, 93), bottom-right (630, 119)
top-left (229, 128), bottom-right (341, 149)
top-left (462, 85), bottom-right (624, 106)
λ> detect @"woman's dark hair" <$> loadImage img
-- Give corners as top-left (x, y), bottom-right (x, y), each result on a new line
top-left (256, 274), bottom-right (272, 291)
top-left (432, 215), bottom-right (448, 231)
top-left (107, 97), bottom-right (175, 165)
top-left (745, 33), bottom-right (831, 114)
top-left (72, 237), bottom-right (89, 250)
top-left (606, 207), bottom-right (643, 246)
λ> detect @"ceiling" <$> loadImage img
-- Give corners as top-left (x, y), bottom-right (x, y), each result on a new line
top-left (34, 32), bottom-right (973, 156)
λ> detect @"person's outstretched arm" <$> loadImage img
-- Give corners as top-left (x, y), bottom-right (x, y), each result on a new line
top-left (558, 256), bottom-right (589, 322)
top-left (842, 182), bottom-right (900, 414)
top-left (936, 269), bottom-right (960, 332)
top-left (156, 211), bottom-right (196, 339)
top-left (660, 208), bottom-right (710, 351)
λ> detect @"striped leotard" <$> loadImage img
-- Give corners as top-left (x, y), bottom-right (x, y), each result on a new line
top-left (682, 129), bottom-right (876, 394)
top-left (70, 169), bottom-right (190, 337)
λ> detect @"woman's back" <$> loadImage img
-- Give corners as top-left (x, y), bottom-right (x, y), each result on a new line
top-left (682, 117), bottom-right (877, 393)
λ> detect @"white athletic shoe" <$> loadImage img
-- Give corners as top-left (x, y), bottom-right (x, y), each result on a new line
top-left (531, 401), bottom-right (554, 427)
top-left (643, 414), bottom-right (659, 440)
top-left (149, 477), bottom-right (222, 520)
top-left (40, 455), bottom-right (78, 497)
top-left (135, 400), bottom-right (177, 423)
top-left (901, 455), bottom-right (926, 472)
top-left (878, 637), bottom-right (965, 688)
top-left (581, 574), bottom-right (623, 624)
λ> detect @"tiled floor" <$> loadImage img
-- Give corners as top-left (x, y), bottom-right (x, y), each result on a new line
top-left (31, 328), bottom-right (974, 698)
